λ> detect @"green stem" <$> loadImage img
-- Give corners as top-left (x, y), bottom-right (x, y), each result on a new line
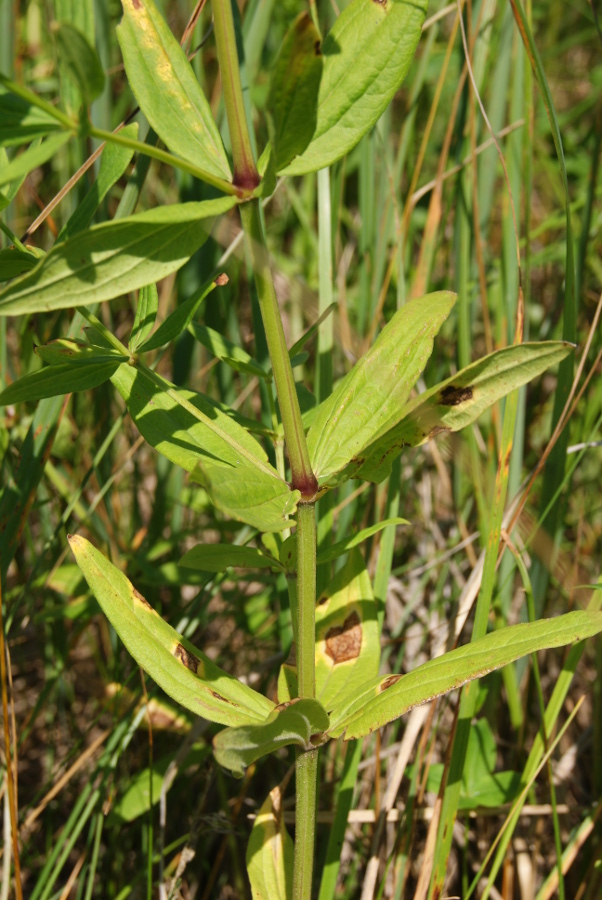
top-left (211, 0), bottom-right (259, 190)
top-left (293, 748), bottom-right (319, 900)
top-left (296, 502), bottom-right (316, 699)
top-left (239, 200), bottom-right (316, 495)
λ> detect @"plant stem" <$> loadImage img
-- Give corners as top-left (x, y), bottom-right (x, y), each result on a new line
top-left (239, 200), bottom-right (317, 495)
top-left (211, 0), bottom-right (259, 191)
top-left (293, 748), bottom-right (319, 900)
top-left (296, 502), bottom-right (316, 699)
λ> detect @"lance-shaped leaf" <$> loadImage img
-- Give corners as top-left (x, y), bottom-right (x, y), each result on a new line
top-left (129, 282), bottom-right (158, 351)
top-left (111, 364), bottom-right (298, 532)
top-left (213, 698), bottom-right (329, 777)
top-left (0, 196), bottom-right (237, 316)
top-left (35, 339), bottom-right (125, 366)
top-left (191, 461), bottom-right (300, 534)
top-left (247, 782), bottom-right (294, 900)
top-left (0, 132), bottom-right (71, 188)
top-left (307, 291), bottom-right (456, 486)
top-left (282, 0), bottom-right (428, 176)
top-left (267, 12), bottom-right (323, 172)
top-left (0, 85), bottom-right (62, 145)
top-left (180, 544), bottom-right (283, 573)
top-left (0, 247), bottom-right (41, 280)
top-left (117, 0), bottom-right (231, 183)
top-left (52, 22), bottom-right (105, 103)
top-left (315, 552), bottom-right (380, 711)
top-left (357, 341), bottom-right (575, 483)
top-left (328, 611), bottom-right (602, 739)
top-left (68, 534), bottom-right (274, 727)
top-left (0, 360), bottom-right (122, 405)
top-left (138, 275), bottom-right (226, 352)
top-left (188, 320), bottom-right (268, 379)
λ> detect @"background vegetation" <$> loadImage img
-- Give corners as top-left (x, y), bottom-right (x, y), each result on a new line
top-left (1, 0), bottom-right (601, 897)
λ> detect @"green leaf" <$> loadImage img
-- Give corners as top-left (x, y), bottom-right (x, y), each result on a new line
top-left (267, 12), bottom-right (323, 172)
top-left (110, 363), bottom-right (298, 532)
top-left (117, 0), bottom-right (231, 183)
top-left (57, 123), bottom-right (139, 243)
top-left (0, 196), bottom-right (237, 316)
top-left (0, 360), bottom-right (121, 405)
top-left (179, 544), bottom-right (282, 573)
top-left (0, 85), bottom-right (62, 146)
top-left (328, 611), bottom-right (602, 739)
top-left (138, 275), bottom-right (226, 352)
top-left (0, 132), bottom-right (71, 188)
top-left (0, 247), bottom-right (41, 280)
top-left (315, 552), bottom-right (380, 711)
top-left (246, 782), bottom-right (294, 900)
top-left (188, 320), bottom-right (268, 379)
top-left (282, 0), bottom-right (428, 175)
top-left (110, 362), bottom-right (271, 473)
top-left (191, 461), bottom-right (299, 534)
top-left (357, 341), bottom-right (575, 483)
top-left (53, 22), bottom-right (105, 103)
top-left (35, 339), bottom-right (124, 365)
top-left (68, 534), bottom-right (274, 727)
top-left (213, 698), bottom-right (329, 777)
top-left (307, 291), bottom-right (456, 486)
top-left (129, 282), bottom-right (158, 351)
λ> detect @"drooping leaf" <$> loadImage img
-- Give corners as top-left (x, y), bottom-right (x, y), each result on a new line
top-left (328, 611), bottom-right (602, 739)
top-left (138, 275), bottom-right (226, 352)
top-left (111, 364), bottom-right (298, 532)
top-left (213, 698), bottom-right (329, 777)
top-left (68, 534), bottom-right (274, 726)
top-left (110, 362), bottom-right (271, 473)
top-left (0, 360), bottom-right (121, 405)
top-left (188, 320), bottom-right (268, 379)
top-left (282, 0), bottom-right (428, 175)
top-left (57, 123), bottom-right (138, 243)
top-left (53, 22), bottom-right (105, 103)
top-left (191, 461), bottom-right (299, 534)
top-left (117, 0), bottom-right (232, 183)
top-left (35, 339), bottom-right (124, 366)
top-left (0, 247), bottom-right (41, 280)
top-left (179, 544), bottom-right (282, 573)
top-left (315, 552), bottom-right (380, 711)
top-left (129, 282), bottom-right (158, 351)
top-left (307, 291), bottom-right (456, 486)
top-left (357, 341), bottom-right (575, 483)
top-left (0, 132), bottom-right (71, 188)
top-left (0, 196), bottom-right (237, 316)
top-left (246, 782), bottom-right (294, 900)
top-left (0, 85), bottom-right (62, 146)
top-left (267, 12), bottom-right (323, 172)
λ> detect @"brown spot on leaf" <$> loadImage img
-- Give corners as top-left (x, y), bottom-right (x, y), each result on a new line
top-left (132, 0), bottom-right (142, 8)
top-left (133, 587), bottom-right (153, 610)
top-left (208, 689), bottom-right (239, 706)
top-left (314, 40), bottom-right (322, 55)
top-left (428, 425), bottom-right (451, 440)
top-left (174, 643), bottom-right (199, 674)
top-left (439, 384), bottom-right (473, 406)
top-left (380, 674), bottom-right (402, 692)
top-left (325, 611), bottom-right (362, 663)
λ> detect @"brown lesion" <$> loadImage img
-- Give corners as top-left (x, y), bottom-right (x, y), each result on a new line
top-left (325, 611), bottom-right (362, 664)
top-left (208, 689), bottom-right (238, 707)
top-left (275, 698), bottom-right (301, 713)
top-left (133, 588), bottom-right (154, 611)
top-left (439, 385), bottom-right (473, 406)
top-left (380, 674), bottom-right (402, 692)
top-left (174, 643), bottom-right (199, 674)
top-left (428, 425), bottom-right (451, 440)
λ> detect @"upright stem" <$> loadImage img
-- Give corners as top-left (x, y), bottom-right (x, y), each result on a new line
top-left (211, 6), bottom-right (319, 896)
top-left (211, 0), bottom-right (259, 191)
top-left (239, 200), bottom-right (317, 496)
